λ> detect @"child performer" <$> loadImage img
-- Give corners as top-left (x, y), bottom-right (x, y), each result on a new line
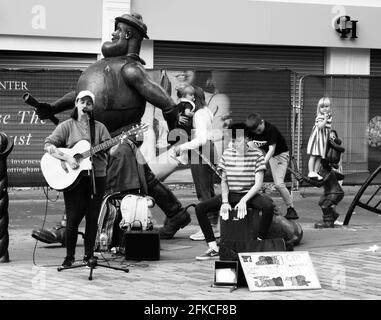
top-left (307, 97), bottom-right (332, 180)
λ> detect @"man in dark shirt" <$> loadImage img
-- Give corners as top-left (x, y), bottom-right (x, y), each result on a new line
top-left (246, 113), bottom-right (298, 220)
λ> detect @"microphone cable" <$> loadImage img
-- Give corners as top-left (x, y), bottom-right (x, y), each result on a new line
top-left (32, 186), bottom-right (61, 267)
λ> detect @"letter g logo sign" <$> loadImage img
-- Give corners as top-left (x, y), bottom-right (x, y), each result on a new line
top-left (335, 15), bottom-right (358, 39)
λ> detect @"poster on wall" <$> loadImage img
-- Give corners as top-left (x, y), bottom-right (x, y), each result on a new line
top-left (0, 69), bottom-right (80, 187)
top-left (1, 68), bottom-right (291, 187)
top-left (238, 251), bottom-right (321, 292)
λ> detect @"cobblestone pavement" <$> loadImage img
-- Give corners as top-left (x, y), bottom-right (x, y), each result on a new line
top-left (1, 186), bottom-right (381, 300)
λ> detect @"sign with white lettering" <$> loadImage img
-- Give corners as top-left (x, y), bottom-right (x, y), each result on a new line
top-left (0, 69), bottom-right (80, 186)
top-left (238, 251), bottom-right (321, 291)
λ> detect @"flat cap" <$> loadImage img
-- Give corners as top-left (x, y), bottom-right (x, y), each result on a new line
top-left (115, 13), bottom-right (149, 39)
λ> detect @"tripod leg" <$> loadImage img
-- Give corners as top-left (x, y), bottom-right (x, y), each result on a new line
top-left (97, 263), bottom-right (129, 273)
top-left (57, 264), bottom-right (87, 272)
top-left (89, 267), bottom-right (94, 280)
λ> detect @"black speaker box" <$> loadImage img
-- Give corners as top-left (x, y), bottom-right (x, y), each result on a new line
top-left (121, 230), bottom-right (160, 261)
top-left (219, 208), bottom-right (286, 287)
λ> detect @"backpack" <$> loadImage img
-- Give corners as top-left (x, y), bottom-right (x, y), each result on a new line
top-left (119, 194), bottom-right (154, 231)
top-left (95, 194), bottom-right (119, 250)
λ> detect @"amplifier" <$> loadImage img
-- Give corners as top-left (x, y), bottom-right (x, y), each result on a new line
top-left (121, 230), bottom-right (160, 261)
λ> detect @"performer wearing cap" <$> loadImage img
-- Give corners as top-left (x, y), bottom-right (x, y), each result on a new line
top-left (32, 13), bottom-right (191, 241)
top-left (44, 91), bottom-right (111, 267)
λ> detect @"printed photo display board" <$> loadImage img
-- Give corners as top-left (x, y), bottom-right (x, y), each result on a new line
top-left (238, 251), bottom-right (321, 291)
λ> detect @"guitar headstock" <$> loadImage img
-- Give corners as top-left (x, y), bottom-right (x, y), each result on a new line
top-left (118, 123), bottom-right (149, 144)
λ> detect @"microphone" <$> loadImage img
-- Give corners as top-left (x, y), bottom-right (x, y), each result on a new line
top-left (82, 107), bottom-right (94, 117)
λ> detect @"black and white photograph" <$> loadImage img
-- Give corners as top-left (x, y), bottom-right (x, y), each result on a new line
top-left (0, 0), bottom-right (381, 310)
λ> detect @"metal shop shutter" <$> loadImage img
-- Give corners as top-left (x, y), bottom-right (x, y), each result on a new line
top-left (0, 51), bottom-right (97, 70)
top-left (153, 41), bottom-right (324, 119)
top-left (154, 41), bottom-right (324, 156)
top-left (153, 41), bottom-right (324, 74)
top-left (370, 49), bottom-right (381, 76)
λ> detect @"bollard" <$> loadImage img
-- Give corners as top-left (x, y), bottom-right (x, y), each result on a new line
top-left (0, 132), bottom-right (14, 263)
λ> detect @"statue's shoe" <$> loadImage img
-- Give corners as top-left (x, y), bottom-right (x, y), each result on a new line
top-left (159, 204), bottom-right (193, 239)
top-left (31, 225), bottom-right (66, 245)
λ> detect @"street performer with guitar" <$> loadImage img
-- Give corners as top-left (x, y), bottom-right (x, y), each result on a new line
top-left (30, 13), bottom-right (193, 243)
top-left (44, 91), bottom-right (111, 268)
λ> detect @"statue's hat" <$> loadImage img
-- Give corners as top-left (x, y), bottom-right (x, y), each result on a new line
top-left (115, 13), bottom-right (149, 39)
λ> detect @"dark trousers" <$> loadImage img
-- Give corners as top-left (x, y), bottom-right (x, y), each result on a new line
top-left (195, 192), bottom-right (275, 243)
top-left (190, 140), bottom-right (218, 225)
top-left (64, 176), bottom-right (106, 258)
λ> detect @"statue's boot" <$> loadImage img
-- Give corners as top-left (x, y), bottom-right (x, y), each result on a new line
top-left (31, 223), bottom-right (66, 245)
top-left (267, 212), bottom-right (303, 251)
top-left (314, 208), bottom-right (335, 229)
top-left (147, 179), bottom-right (191, 239)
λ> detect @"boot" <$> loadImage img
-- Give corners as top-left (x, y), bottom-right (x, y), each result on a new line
top-left (314, 208), bottom-right (335, 229)
top-left (267, 215), bottom-right (303, 248)
top-left (160, 204), bottom-right (194, 239)
top-left (314, 220), bottom-right (334, 228)
top-left (31, 224), bottom-right (66, 245)
top-left (147, 179), bottom-right (191, 239)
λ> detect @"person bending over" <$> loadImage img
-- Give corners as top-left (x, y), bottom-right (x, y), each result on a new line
top-left (246, 113), bottom-right (298, 220)
top-left (194, 123), bottom-right (275, 260)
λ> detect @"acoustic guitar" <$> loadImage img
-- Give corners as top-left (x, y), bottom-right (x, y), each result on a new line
top-left (40, 123), bottom-right (148, 191)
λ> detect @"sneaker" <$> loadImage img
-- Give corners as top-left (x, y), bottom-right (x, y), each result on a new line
top-left (285, 207), bottom-right (299, 220)
top-left (308, 172), bottom-right (318, 178)
top-left (196, 248), bottom-right (219, 261)
top-left (61, 256), bottom-right (75, 268)
top-left (189, 227), bottom-right (220, 241)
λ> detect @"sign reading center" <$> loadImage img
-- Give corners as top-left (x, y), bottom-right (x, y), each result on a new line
top-left (335, 15), bottom-right (358, 39)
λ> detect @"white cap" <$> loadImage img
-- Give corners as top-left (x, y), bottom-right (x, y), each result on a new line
top-left (76, 90), bottom-right (95, 104)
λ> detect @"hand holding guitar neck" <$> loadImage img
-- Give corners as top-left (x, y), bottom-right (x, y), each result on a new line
top-left (22, 93), bottom-right (60, 125)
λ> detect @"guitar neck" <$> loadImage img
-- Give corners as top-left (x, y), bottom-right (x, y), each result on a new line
top-left (197, 150), bottom-right (222, 179)
top-left (81, 133), bottom-right (125, 158)
top-left (177, 131), bottom-right (222, 179)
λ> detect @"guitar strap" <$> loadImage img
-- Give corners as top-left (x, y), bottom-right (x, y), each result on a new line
top-left (89, 117), bottom-right (97, 196)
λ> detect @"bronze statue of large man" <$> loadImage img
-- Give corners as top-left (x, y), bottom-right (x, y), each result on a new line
top-left (32, 13), bottom-right (191, 241)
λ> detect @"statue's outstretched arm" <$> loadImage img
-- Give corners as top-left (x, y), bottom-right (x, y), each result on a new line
top-left (122, 64), bottom-right (178, 131)
top-left (51, 91), bottom-right (76, 114)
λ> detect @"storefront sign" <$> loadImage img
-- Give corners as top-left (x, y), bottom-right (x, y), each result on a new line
top-left (335, 15), bottom-right (358, 39)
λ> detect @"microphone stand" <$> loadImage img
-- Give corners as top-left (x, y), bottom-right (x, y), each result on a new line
top-left (86, 112), bottom-right (97, 198)
top-left (57, 109), bottom-right (129, 280)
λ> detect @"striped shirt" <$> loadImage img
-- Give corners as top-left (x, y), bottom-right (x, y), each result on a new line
top-left (218, 147), bottom-right (266, 193)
